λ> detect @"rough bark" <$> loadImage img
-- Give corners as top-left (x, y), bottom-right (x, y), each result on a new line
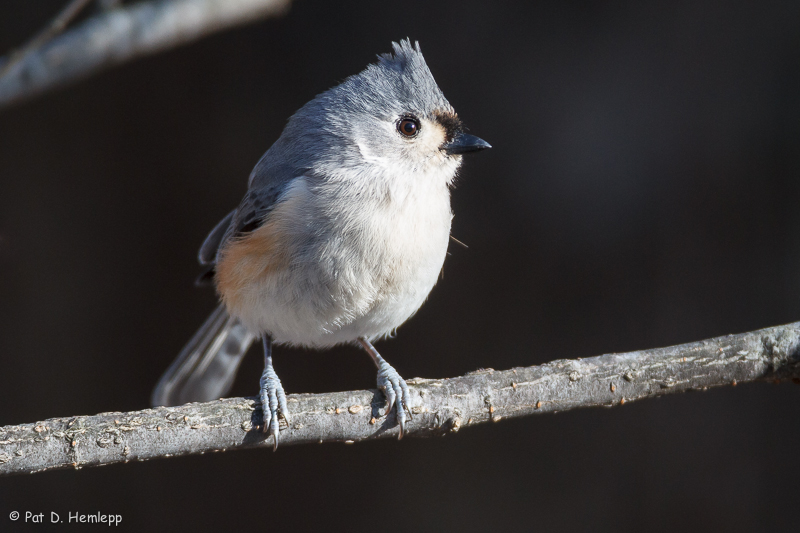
top-left (0, 0), bottom-right (291, 108)
top-left (1, 322), bottom-right (799, 476)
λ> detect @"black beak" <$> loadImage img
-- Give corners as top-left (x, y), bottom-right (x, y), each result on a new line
top-left (442, 132), bottom-right (492, 155)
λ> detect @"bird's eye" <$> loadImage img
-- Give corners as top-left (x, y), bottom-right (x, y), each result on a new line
top-left (397, 117), bottom-right (420, 137)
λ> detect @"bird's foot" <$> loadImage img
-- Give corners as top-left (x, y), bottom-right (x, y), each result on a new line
top-left (259, 362), bottom-right (289, 451)
top-left (376, 359), bottom-right (412, 439)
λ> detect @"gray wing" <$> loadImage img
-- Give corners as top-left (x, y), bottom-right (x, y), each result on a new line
top-left (200, 167), bottom-right (298, 269)
top-left (193, 184), bottom-right (291, 277)
top-left (198, 210), bottom-right (235, 265)
top-left (227, 184), bottom-right (286, 239)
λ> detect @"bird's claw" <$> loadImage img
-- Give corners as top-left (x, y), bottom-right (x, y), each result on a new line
top-left (376, 360), bottom-right (412, 439)
top-left (259, 371), bottom-right (289, 451)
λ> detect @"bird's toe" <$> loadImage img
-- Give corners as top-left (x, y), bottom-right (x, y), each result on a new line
top-left (376, 361), bottom-right (412, 439)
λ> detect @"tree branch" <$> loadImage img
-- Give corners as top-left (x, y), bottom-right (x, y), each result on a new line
top-left (0, 322), bottom-right (800, 475)
top-left (0, 0), bottom-right (95, 81)
top-left (1, 321), bottom-right (799, 476)
top-left (0, 0), bottom-right (291, 108)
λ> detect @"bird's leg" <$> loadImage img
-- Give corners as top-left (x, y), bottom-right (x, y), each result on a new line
top-left (358, 337), bottom-right (411, 439)
top-left (259, 335), bottom-right (289, 451)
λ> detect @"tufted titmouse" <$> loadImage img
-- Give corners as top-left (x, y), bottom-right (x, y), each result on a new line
top-left (151, 39), bottom-right (490, 448)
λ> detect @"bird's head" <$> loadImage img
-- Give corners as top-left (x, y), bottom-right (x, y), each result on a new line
top-left (276, 39), bottom-right (490, 187)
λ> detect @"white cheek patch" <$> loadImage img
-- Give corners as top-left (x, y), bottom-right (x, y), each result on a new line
top-left (356, 122), bottom-right (397, 168)
top-left (357, 141), bottom-right (387, 166)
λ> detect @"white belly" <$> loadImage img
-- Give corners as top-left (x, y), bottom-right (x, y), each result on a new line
top-left (225, 176), bottom-right (453, 348)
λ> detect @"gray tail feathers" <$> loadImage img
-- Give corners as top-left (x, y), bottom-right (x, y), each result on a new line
top-left (151, 304), bottom-right (256, 407)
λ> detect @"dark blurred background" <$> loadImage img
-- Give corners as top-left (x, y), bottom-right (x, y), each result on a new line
top-left (1, 0), bottom-right (799, 531)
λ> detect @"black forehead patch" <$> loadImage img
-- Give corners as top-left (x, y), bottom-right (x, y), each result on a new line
top-left (432, 110), bottom-right (462, 143)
